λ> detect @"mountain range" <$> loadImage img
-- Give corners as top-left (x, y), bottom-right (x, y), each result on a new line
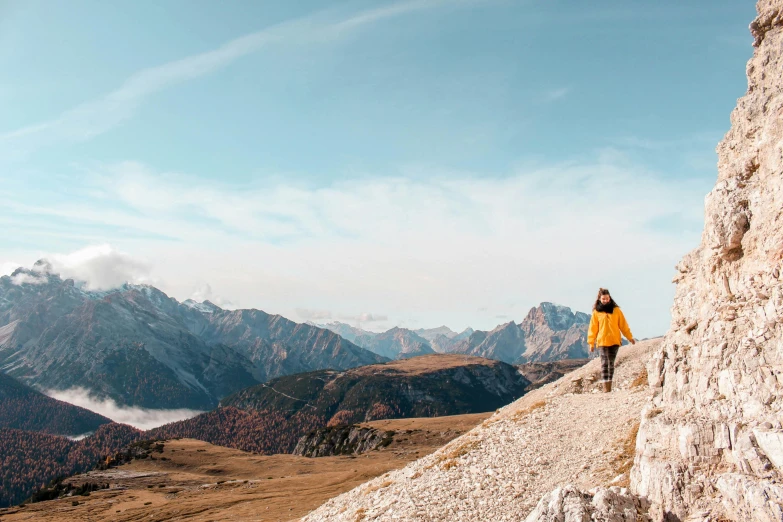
top-left (0, 262), bottom-right (385, 410)
top-left (0, 353), bottom-right (533, 507)
top-left (319, 302), bottom-right (590, 364)
top-left (449, 302), bottom-right (590, 364)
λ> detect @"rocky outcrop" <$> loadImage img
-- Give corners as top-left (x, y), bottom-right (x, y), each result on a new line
top-left (530, 2), bottom-right (783, 520)
top-left (292, 425), bottom-right (394, 457)
top-left (524, 485), bottom-right (650, 522)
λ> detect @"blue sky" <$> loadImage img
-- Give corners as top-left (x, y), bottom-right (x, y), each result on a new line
top-left (0, 0), bottom-right (757, 337)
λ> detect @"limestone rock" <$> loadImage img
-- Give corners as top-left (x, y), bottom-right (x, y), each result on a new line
top-left (523, 485), bottom-right (650, 522)
top-left (518, 1), bottom-right (783, 520)
top-left (628, 1), bottom-right (783, 519)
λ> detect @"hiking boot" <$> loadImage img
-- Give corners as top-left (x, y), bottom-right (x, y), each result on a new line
top-left (603, 382), bottom-right (612, 393)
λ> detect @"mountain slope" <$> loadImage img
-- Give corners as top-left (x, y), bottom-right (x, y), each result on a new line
top-left (515, 358), bottom-right (590, 392)
top-left (0, 372), bottom-right (111, 436)
top-left (430, 327), bottom-right (474, 353)
top-left (221, 354), bottom-right (528, 424)
top-left (0, 423), bottom-right (142, 507)
top-left (0, 265), bottom-right (385, 409)
top-left (148, 354), bottom-right (530, 456)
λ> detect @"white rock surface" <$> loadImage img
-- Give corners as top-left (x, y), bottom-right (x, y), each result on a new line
top-left (524, 485), bottom-right (650, 522)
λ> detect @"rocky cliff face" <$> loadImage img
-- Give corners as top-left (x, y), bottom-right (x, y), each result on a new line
top-left (529, 3), bottom-right (783, 520)
top-left (628, 3), bottom-right (783, 520)
top-left (292, 424), bottom-right (394, 457)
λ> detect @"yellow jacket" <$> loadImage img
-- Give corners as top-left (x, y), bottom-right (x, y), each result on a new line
top-left (587, 307), bottom-right (633, 347)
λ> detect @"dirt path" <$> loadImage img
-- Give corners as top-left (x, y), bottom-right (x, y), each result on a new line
top-left (302, 340), bottom-right (659, 521)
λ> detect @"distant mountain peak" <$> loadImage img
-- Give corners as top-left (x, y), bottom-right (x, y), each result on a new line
top-left (32, 258), bottom-right (53, 273)
top-left (522, 302), bottom-right (588, 331)
top-left (183, 299), bottom-right (222, 314)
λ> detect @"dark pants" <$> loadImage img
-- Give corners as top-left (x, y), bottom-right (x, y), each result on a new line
top-left (599, 345), bottom-right (620, 383)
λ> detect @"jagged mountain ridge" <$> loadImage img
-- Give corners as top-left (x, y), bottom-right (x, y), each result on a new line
top-left (353, 327), bottom-right (435, 359)
top-left (447, 302), bottom-right (591, 364)
top-left (318, 322), bottom-right (436, 359)
top-left (429, 327), bottom-right (475, 353)
top-left (0, 264), bottom-right (386, 409)
top-left (320, 303), bottom-right (590, 363)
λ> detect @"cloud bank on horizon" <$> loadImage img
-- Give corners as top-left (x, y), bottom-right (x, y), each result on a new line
top-left (2, 155), bottom-right (710, 337)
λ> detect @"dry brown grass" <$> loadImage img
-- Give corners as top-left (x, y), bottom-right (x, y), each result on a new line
top-left (511, 400), bottom-right (547, 421)
top-left (630, 368), bottom-right (648, 388)
top-left (363, 479), bottom-right (394, 495)
top-left (610, 420), bottom-right (640, 487)
top-left (351, 354), bottom-right (493, 376)
top-left (427, 437), bottom-right (481, 471)
top-left (0, 414), bottom-right (490, 522)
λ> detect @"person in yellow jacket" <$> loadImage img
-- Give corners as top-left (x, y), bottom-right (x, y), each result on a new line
top-left (587, 288), bottom-right (636, 392)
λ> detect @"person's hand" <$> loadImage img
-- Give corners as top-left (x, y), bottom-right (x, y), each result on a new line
top-left (589, 344), bottom-right (595, 352)
top-left (630, 338), bottom-right (636, 345)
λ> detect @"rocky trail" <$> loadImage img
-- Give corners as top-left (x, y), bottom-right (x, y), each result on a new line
top-left (303, 339), bottom-right (659, 521)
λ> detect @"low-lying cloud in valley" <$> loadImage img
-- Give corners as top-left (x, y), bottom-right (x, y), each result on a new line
top-left (47, 387), bottom-right (203, 431)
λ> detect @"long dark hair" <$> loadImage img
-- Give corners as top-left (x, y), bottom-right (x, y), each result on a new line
top-left (593, 287), bottom-right (619, 311)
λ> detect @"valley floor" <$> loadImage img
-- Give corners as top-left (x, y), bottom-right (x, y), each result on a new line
top-left (0, 414), bottom-right (490, 522)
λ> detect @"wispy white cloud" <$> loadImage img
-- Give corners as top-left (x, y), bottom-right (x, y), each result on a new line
top-left (47, 387), bottom-right (202, 431)
top-left (338, 312), bottom-right (389, 323)
top-left (543, 87), bottom-right (570, 102)
top-left (296, 308), bottom-right (334, 321)
top-left (0, 0), bottom-right (484, 157)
